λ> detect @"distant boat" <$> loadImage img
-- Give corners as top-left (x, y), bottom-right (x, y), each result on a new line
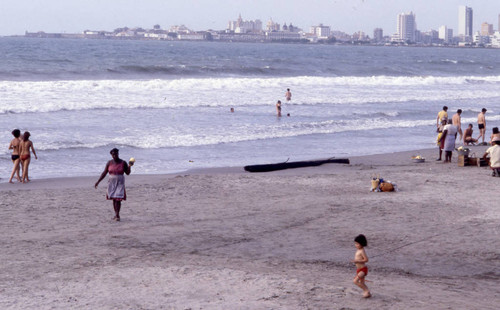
top-left (244, 158), bottom-right (350, 173)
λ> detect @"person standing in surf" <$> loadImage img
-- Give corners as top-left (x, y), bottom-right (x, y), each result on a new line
top-left (285, 88), bottom-right (292, 102)
top-left (276, 100), bottom-right (282, 117)
top-left (8, 129), bottom-right (22, 183)
top-left (95, 148), bottom-right (133, 221)
top-left (19, 131), bottom-right (38, 183)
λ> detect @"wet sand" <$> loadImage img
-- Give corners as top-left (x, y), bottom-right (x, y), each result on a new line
top-left (1, 145), bottom-right (499, 309)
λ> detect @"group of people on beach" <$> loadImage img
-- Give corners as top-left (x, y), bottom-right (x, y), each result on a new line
top-left (8, 129), bottom-right (37, 183)
top-left (436, 106), bottom-right (494, 162)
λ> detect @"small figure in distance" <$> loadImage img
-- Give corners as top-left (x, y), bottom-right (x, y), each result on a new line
top-left (483, 138), bottom-right (500, 177)
top-left (463, 124), bottom-right (478, 145)
top-left (436, 106), bottom-right (448, 132)
top-left (95, 148), bottom-right (133, 221)
top-left (352, 234), bottom-right (371, 298)
top-left (230, 107), bottom-right (234, 113)
top-left (285, 88), bottom-right (292, 102)
top-left (477, 108), bottom-right (487, 145)
top-left (452, 109), bottom-right (463, 142)
top-left (276, 100), bottom-right (282, 117)
top-left (19, 131), bottom-right (38, 183)
top-left (8, 129), bottom-right (22, 183)
top-left (490, 127), bottom-right (500, 145)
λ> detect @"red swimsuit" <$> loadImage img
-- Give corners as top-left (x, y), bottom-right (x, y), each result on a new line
top-left (356, 266), bottom-right (368, 276)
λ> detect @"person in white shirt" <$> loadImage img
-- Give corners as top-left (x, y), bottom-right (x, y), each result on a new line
top-left (483, 139), bottom-right (500, 176)
top-left (439, 121), bottom-right (457, 163)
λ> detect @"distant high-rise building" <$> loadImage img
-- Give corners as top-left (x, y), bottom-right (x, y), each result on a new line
top-left (458, 6), bottom-right (473, 38)
top-left (481, 22), bottom-right (494, 36)
top-left (373, 28), bottom-right (383, 42)
top-left (439, 26), bottom-right (450, 43)
top-left (397, 12), bottom-right (417, 42)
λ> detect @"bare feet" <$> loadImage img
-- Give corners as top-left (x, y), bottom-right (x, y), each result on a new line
top-left (363, 291), bottom-right (372, 298)
top-left (113, 216), bottom-right (120, 221)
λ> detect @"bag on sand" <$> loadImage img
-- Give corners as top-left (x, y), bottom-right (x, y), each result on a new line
top-left (379, 182), bottom-right (394, 192)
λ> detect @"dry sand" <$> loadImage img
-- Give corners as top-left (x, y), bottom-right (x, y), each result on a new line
top-left (1, 146), bottom-right (499, 309)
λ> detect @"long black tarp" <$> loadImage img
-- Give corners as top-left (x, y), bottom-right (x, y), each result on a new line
top-left (244, 158), bottom-right (350, 173)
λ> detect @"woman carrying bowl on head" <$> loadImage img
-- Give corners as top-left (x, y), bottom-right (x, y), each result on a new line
top-left (95, 148), bottom-right (134, 221)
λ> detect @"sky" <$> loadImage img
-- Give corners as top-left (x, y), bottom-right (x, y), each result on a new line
top-left (0, 0), bottom-right (498, 36)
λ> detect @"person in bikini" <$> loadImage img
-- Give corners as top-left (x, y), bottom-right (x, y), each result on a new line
top-left (8, 129), bottom-right (22, 183)
top-left (276, 100), bottom-right (282, 117)
top-left (352, 234), bottom-right (371, 298)
top-left (19, 131), bottom-right (38, 183)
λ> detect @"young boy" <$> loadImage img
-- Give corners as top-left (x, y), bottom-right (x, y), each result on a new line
top-left (352, 234), bottom-right (371, 298)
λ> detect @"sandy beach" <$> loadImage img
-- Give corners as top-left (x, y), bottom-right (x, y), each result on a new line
top-left (1, 145), bottom-right (499, 309)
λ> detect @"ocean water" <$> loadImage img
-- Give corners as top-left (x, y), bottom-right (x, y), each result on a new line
top-left (1, 37), bottom-right (500, 180)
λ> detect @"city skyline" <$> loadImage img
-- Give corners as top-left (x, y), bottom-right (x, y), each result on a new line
top-left (0, 0), bottom-right (499, 37)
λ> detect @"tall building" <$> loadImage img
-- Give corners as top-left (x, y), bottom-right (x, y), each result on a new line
top-left (373, 28), bottom-right (383, 42)
top-left (439, 26), bottom-right (450, 43)
top-left (481, 22), bottom-right (494, 36)
top-left (397, 12), bottom-right (417, 42)
top-left (458, 6), bottom-right (473, 38)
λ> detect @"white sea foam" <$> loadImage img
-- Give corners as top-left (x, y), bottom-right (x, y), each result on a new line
top-left (1, 75), bottom-right (500, 114)
top-left (0, 116), bottom-right (441, 157)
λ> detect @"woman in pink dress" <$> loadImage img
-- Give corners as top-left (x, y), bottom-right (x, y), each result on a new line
top-left (95, 148), bottom-right (133, 221)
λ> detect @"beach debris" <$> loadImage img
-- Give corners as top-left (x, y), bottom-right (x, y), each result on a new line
top-left (411, 155), bottom-right (425, 163)
top-left (371, 175), bottom-right (398, 192)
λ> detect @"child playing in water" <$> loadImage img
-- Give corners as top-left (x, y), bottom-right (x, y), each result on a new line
top-left (352, 234), bottom-right (371, 298)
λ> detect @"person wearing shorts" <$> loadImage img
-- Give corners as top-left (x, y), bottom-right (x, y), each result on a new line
top-left (477, 108), bottom-right (487, 144)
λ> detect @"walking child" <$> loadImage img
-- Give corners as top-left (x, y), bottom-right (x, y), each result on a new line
top-left (352, 234), bottom-right (371, 298)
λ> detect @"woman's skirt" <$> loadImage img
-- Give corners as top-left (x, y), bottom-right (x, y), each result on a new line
top-left (107, 174), bottom-right (126, 201)
top-left (443, 136), bottom-right (456, 152)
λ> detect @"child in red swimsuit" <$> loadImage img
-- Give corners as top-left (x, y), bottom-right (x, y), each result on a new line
top-left (352, 234), bottom-right (371, 298)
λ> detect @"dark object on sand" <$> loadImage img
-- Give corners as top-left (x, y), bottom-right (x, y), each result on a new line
top-left (244, 158), bottom-right (350, 173)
